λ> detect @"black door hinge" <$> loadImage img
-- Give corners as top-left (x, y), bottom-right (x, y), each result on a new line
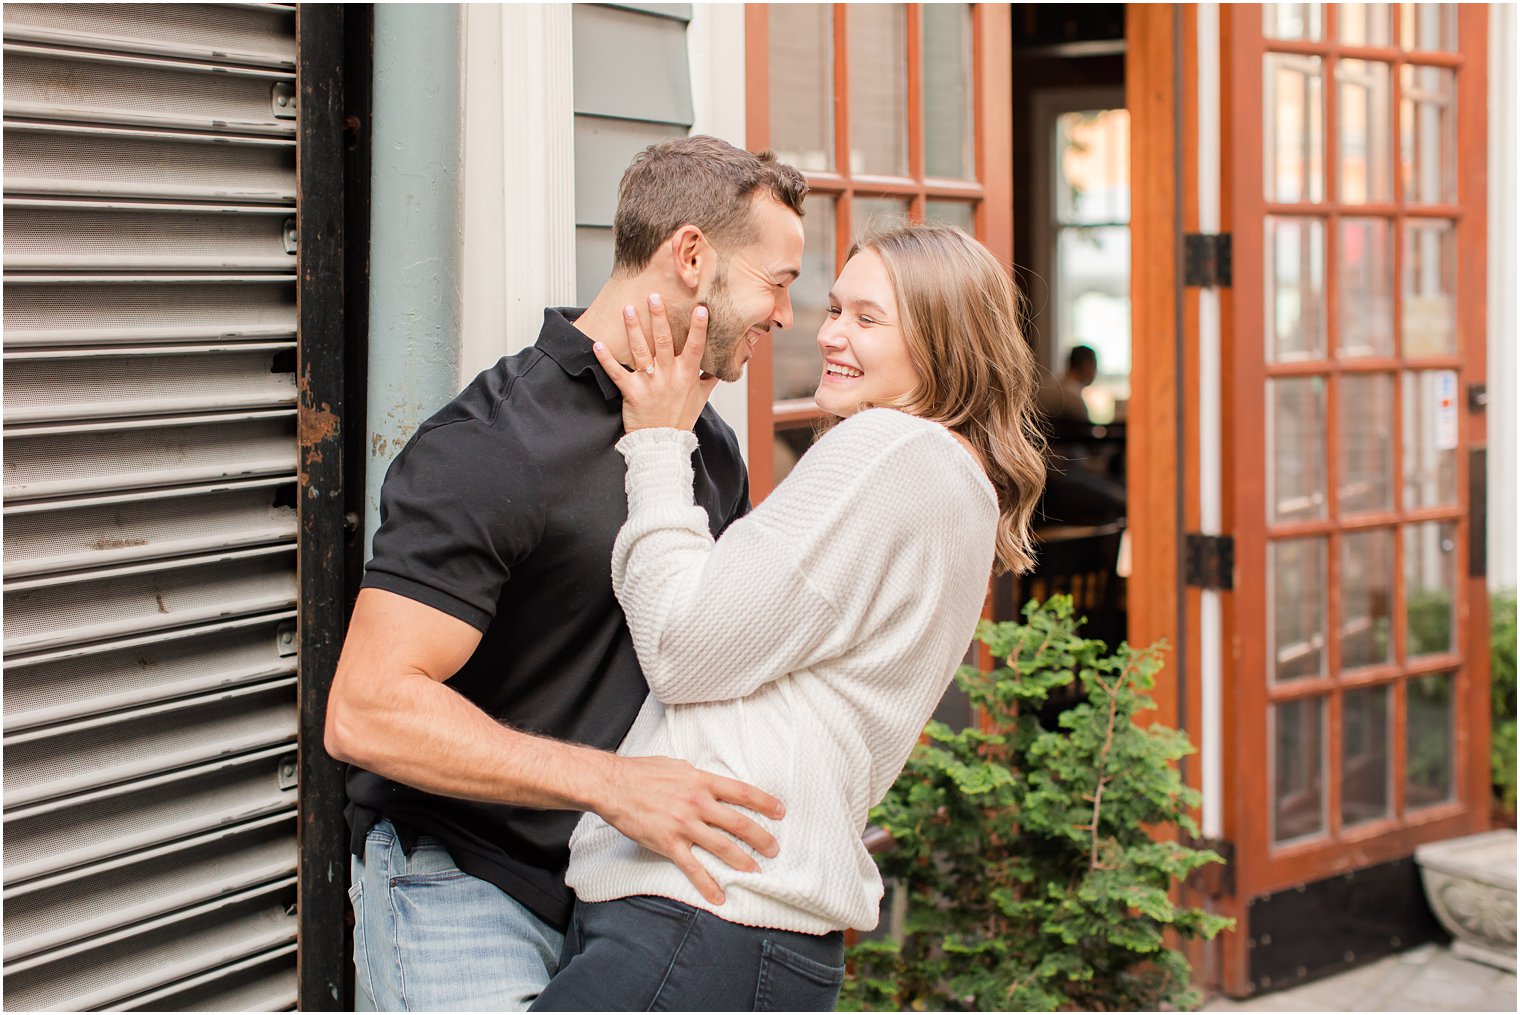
top-left (1470, 447), bottom-right (1487, 579)
top-left (1469, 383), bottom-right (1488, 413)
top-left (1184, 233), bottom-right (1233, 288)
top-left (1185, 533), bottom-right (1235, 590)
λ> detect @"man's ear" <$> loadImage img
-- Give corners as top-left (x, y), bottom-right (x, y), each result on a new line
top-left (667, 225), bottom-right (706, 291)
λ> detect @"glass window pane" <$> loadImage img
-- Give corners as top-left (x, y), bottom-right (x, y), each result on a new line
top-left (1404, 220), bottom-right (1457, 356)
top-left (846, 4), bottom-right (908, 176)
top-left (1265, 4), bottom-right (1323, 41)
top-left (1337, 60), bottom-right (1393, 204)
top-left (1267, 216), bottom-right (1327, 362)
top-left (1403, 370), bottom-right (1460, 509)
top-left (771, 198), bottom-right (835, 402)
top-left (1264, 54), bottom-right (1325, 203)
top-left (851, 196), bottom-right (911, 241)
top-left (768, 4), bottom-right (834, 172)
top-left (1400, 4), bottom-right (1458, 52)
top-left (773, 424), bottom-right (818, 487)
top-left (1342, 528), bottom-right (1396, 670)
top-left (1405, 521), bottom-right (1458, 657)
top-left (1272, 537), bottom-right (1328, 682)
top-left (1337, 217), bottom-right (1394, 357)
top-left (1407, 672), bottom-right (1456, 808)
top-left (1055, 226), bottom-right (1131, 390)
top-left (1056, 110), bottom-right (1131, 225)
top-left (1269, 376), bottom-right (1328, 523)
top-left (924, 200), bottom-right (975, 233)
top-left (1341, 685), bottom-right (1392, 828)
top-left (1273, 696), bottom-right (1327, 843)
top-left (1339, 3), bottom-right (1393, 46)
top-left (1400, 66), bottom-right (1457, 205)
top-left (922, 3), bottom-right (974, 180)
top-left (1339, 373), bottom-right (1395, 514)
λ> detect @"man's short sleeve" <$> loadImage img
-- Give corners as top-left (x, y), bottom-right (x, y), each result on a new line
top-left (363, 421), bottom-right (546, 631)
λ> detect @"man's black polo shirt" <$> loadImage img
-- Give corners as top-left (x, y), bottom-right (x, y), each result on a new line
top-left (346, 307), bottom-right (750, 928)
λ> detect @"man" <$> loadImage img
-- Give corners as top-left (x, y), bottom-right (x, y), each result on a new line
top-left (1035, 343), bottom-right (1125, 526)
top-left (325, 136), bottom-right (808, 1010)
top-left (1037, 343), bottom-right (1098, 424)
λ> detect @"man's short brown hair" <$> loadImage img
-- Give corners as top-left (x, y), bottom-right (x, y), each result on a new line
top-left (612, 135), bottom-right (807, 273)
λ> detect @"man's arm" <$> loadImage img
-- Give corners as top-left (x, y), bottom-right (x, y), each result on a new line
top-left (324, 587), bottom-right (784, 905)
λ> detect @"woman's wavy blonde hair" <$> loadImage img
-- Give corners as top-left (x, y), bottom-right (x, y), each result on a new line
top-left (845, 224), bottom-right (1046, 575)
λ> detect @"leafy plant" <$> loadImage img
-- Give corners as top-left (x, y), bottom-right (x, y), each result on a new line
top-left (1492, 590), bottom-right (1517, 815)
top-left (1406, 587), bottom-right (1455, 659)
top-left (1404, 672), bottom-right (1454, 804)
top-left (840, 597), bottom-right (1232, 1012)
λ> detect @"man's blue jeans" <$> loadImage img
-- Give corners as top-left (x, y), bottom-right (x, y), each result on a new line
top-left (348, 819), bottom-right (563, 1011)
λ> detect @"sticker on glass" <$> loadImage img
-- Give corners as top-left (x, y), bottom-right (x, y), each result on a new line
top-left (1433, 370), bottom-right (1459, 452)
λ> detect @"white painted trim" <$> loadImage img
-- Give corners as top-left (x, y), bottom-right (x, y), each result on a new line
top-left (461, 3), bottom-right (506, 383)
top-left (490, 2), bottom-right (577, 365)
top-left (687, 2), bottom-right (750, 458)
top-left (1196, 2), bottom-right (1224, 842)
top-left (688, 2), bottom-right (746, 148)
top-left (1489, 2), bottom-right (1518, 590)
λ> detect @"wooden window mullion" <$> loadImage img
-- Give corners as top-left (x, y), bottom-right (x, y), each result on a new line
top-left (1457, 2), bottom-right (1488, 817)
top-left (1321, 3), bottom-right (1342, 843)
top-left (1391, 15), bottom-right (1409, 828)
top-left (743, 3), bottom-right (774, 494)
top-left (923, 179), bottom-right (986, 200)
top-left (745, 5), bottom-right (771, 152)
top-left (1394, 653), bottom-right (1409, 818)
top-left (906, 3), bottom-right (925, 222)
top-left (851, 174), bottom-right (920, 195)
top-left (832, 4), bottom-right (852, 274)
top-left (969, 2), bottom-right (986, 238)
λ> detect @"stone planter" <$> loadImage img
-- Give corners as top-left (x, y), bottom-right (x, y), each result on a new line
top-left (1414, 830), bottom-right (1517, 971)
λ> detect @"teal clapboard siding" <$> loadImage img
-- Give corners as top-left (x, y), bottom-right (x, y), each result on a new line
top-left (571, 3), bottom-right (693, 304)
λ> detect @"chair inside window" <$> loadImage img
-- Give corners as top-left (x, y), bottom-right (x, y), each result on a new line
top-left (993, 522), bottom-right (1127, 727)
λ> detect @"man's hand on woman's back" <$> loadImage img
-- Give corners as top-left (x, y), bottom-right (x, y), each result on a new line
top-left (594, 754), bottom-right (783, 906)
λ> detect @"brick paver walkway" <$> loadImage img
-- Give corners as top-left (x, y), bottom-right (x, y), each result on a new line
top-left (1201, 944), bottom-right (1517, 1012)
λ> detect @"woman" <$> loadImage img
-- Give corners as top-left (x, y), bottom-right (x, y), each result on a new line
top-left (532, 225), bottom-right (1045, 1011)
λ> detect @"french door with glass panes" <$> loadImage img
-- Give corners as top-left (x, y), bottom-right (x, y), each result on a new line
top-left (743, 2), bottom-right (1012, 497)
top-left (1220, 2), bottom-right (1490, 995)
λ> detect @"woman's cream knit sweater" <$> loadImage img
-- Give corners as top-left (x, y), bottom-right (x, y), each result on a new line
top-left (564, 408), bottom-right (998, 934)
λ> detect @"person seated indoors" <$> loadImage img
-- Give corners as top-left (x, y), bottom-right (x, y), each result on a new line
top-left (1035, 344), bottom-right (1124, 527)
top-left (1037, 343), bottom-right (1098, 424)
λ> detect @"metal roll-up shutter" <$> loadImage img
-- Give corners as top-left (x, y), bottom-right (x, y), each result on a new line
top-left (3, 4), bottom-right (301, 1010)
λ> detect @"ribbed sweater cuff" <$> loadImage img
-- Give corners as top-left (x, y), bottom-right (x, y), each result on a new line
top-left (616, 427), bottom-right (700, 514)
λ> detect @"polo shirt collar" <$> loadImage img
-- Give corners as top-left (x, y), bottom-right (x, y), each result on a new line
top-left (537, 307), bottom-right (621, 401)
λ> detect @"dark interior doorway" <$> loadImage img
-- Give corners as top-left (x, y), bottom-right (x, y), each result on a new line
top-left (1003, 5), bottom-right (1132, 653)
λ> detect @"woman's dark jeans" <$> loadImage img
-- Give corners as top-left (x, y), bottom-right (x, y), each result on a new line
top-left (529, 896), bottom-right (846, 1012)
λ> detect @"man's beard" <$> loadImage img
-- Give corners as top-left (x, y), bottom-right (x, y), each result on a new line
top-left (695, 266), bottom-right (750, 383)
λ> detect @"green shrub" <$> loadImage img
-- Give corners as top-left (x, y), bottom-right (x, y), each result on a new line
top-left (1493, 590), bottom-right (1517, 814)
top-left (1407, 587), bottom-right (1455, 658)
top-left (841, 597), bottom-right (1232, 1012)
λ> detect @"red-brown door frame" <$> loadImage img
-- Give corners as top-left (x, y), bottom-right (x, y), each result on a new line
top-left (1219, 2), bottom-right (1491, 997)
top-left (1129, 3), bottom-right (1493, 998)
top-left (1127, 6), bottom-right (1189, 733)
